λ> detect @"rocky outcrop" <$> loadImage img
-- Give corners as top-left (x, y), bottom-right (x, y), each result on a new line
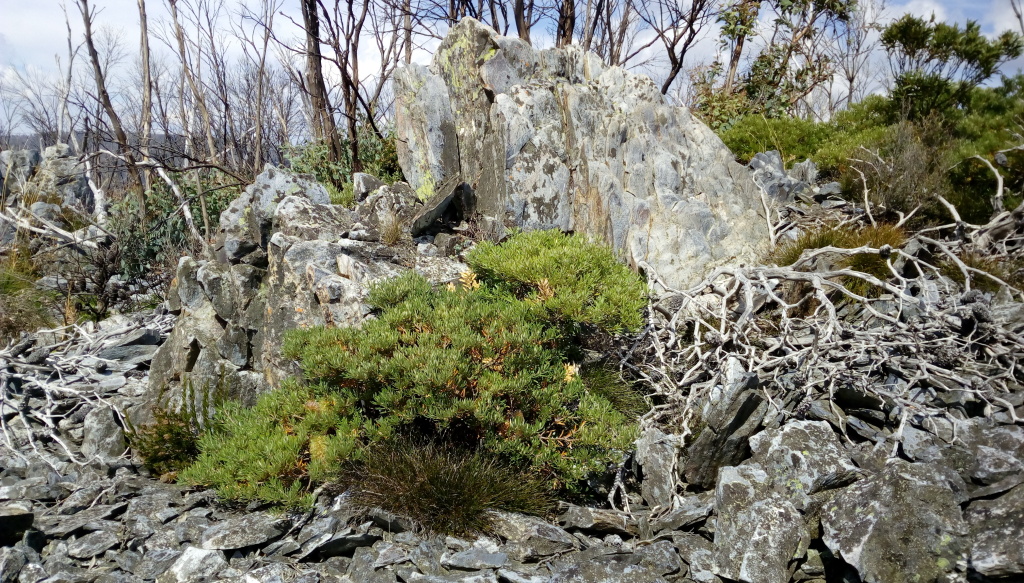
top-left (144, 165), bottom-right (466, 416)
top-left (0, 144), bottom-right (90, 211)
top-left (3, 161), bottom-right (1024, 583)
top-left (394, 18), bottom-right (767, 289)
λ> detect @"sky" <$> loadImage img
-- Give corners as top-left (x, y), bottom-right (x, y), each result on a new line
top-left (0, 0), bottom-right (1022, 96)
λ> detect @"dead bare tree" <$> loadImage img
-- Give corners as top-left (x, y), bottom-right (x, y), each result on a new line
top-left (299, 0), bottom-right (344, 164)
top-left (828, 0), bottom-right (885, 110)
top-left (637, 0), bottom-right (718, 94)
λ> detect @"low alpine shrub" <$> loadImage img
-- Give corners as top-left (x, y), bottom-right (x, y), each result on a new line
top-left (179, 231), bottom-right (647, 518)
top-left (466, 230), bottom-right (648, 334)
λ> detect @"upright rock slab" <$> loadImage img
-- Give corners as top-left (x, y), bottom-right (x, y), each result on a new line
top-left (394, 18), bottom-right (767, 289)
top-left (713, 464), bottom-right (807, 583)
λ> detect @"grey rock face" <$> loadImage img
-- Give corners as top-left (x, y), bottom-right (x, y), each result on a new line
top-left (80, 407), bottom-right (125, 462)
top-left (353, 172), bottom-right (386, 201)
top-left (199, 514), bottom-right (290, 550)
top-left (821, 460), bottom-right (969, 583)
top-left (549, 554), bottom-right (667, 583)
top-left (441, 547), bottom-right (508, 570)
top-left (0, 546), bottom-right (29, 583)
top-left (634, 427), bottom-right (679, 509)
top-left (0, 149), bottom-right (42, 198)
top-left (0, 505), bottom-right (34, 546)
top-left (748, 420), bottom-right (860, 509)
top-left (158, 547), bottom-right (228, 582)
top-left (966, 483), bottom-right (1024, 578)
top-left (644, 493), bottom-right (712, 535)
top-left (558, 505), bottom-right (638, 536)
top-left (971, 425), bottom-right (1024, 485)
top-left (67, 531), bottom-right (119, 559)
top-left (713, 464), bottom-right (807, 583)
top-left (489, 511), bottom-right (577, 561)
top-left (394, 18), bottom-right (767, 289)
top-left (682, 358), bottom-right (767, 488)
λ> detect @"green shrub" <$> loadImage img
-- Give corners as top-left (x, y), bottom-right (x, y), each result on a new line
top-left (285, 127), bottom-right (405, 209)
top-left (343, 439), bottom-right (552, 535)
top-left (127, 377), bottom-right (231, 480)
top-left (178, 383), bottom-right (361, 507)
top-left (126, 405), bottom-right (202, 479)
top-left (180, 231), bottom-right (646, 515)
top-left (466, 230), bottom-right (648, 334)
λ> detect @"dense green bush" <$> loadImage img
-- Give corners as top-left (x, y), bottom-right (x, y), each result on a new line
top-left (719, 75), bottom-right (1024, 225)
top-left (179, 231), bottom-right (647, 519)
top-left (285, 126), bottom-right (404, 208)
top-left (466, 230), bottom-right (648, 334)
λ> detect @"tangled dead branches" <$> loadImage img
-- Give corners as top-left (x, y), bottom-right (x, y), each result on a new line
top-left (625, 197), bottom-right (1024, 461)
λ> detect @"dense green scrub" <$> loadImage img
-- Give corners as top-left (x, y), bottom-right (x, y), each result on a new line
top-left (717, 76), bottom-right (1024, 225)
top-left (175, 231), bottom-right (648, 527)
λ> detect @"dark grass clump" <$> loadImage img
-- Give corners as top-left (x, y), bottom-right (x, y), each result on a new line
top-left (126, 406), bottom-right (201, 479)
top-left (939, 252), bottom-right (1024, 293)
top-left (771, 224), bottom-right (908, 297)
top-left (345, 439), bottom-right (552, 536)
top-left (0, 256), bottom-right (54, 344)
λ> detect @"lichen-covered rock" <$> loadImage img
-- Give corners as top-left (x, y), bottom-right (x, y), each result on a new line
top-left (199, 514), bottom-right (290, 550)
top-left (81, 406), bottom-right (126, 462)
top-left (821, 460), bottom-right (969, 583)
top-left (143, 165), bottom-right (467, 420)
top-left (713, 464), bottom-right (808, 583)
top-left (394, 18), bottom-right (767, 289)
top-left (489, 511), bottom-right (577, 562)
top-left (0, 148), bottom-right (42, 198)
top-left (634, 427), bottom-right (679, 509)
top-left (966, 483), bottom-right (1024, 578)
top-left (681, 358), bottom-right (767, 488)
top-left (748, 420), bottom-right (860, 510)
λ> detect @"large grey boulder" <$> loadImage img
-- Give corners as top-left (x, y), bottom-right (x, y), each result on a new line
top-left (394, 18), bottom-right (767, 289)
top-left (747, 420), bottom-right (860, 510)
top-left (81, 406), bottom-right (126, 462)
top-left (681, 358), bottom-right (767, 488)
top-left (34, 144), bottom-right (92, 211)
top-left (821, 460), bottom-right (969, 583)
top-left (0, 149), bottom-right (41, 199)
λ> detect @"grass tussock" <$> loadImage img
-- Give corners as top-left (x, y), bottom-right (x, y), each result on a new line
top-left (380, 211), bottom-right (404, 246)
top-left (939, 252), bottom-right (1024, 293)
top-left (771, 224), bottom-right (908, 298)
top-left (344, 439), bottom-right (552, 536)
top-left (581, 363), bottom-right (648, 419)
top-left (0, 257), bottom-right (54, 344)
